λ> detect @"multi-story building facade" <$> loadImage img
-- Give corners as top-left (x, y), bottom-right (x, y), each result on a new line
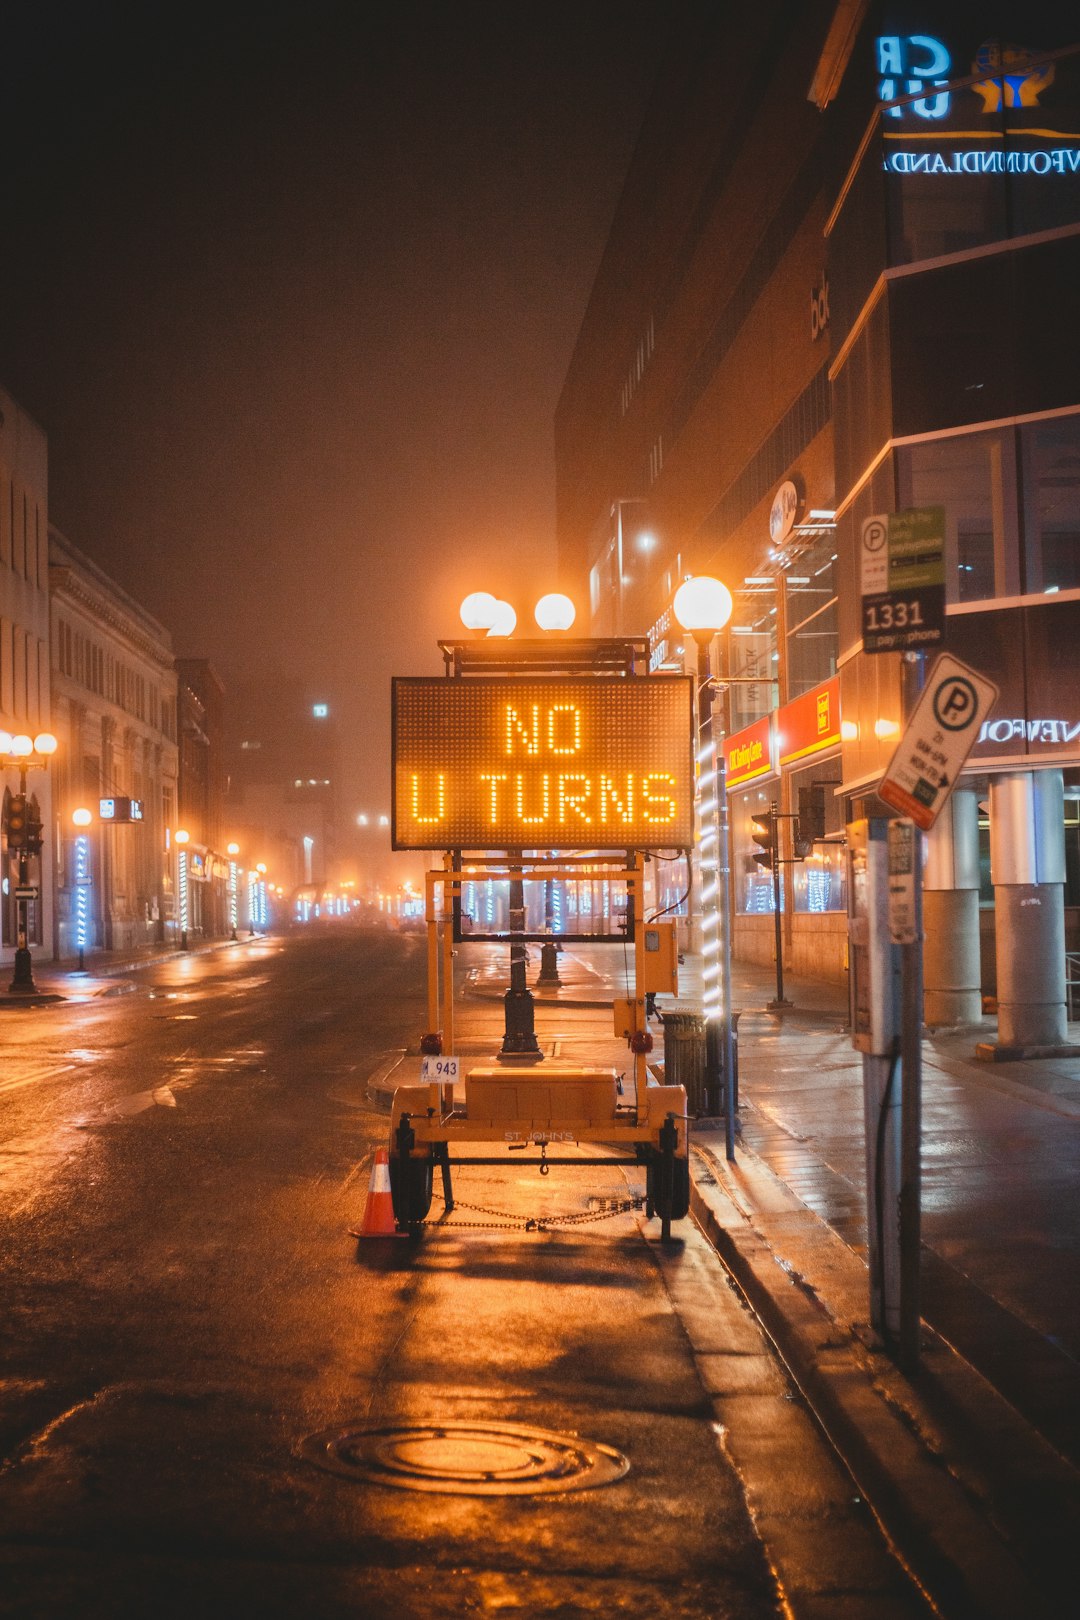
top-left (50, 527), bottom-right (180, 956)
top-left (1, 384), bottom-right (54, 966)
top-left (175, 658), bottom-right (229, 938)
top-left (556, 5), bottom-right (1080, 1045)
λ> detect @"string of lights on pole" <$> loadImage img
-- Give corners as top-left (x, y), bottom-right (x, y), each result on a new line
top-left (672, 575), bottom-right (737, 1161)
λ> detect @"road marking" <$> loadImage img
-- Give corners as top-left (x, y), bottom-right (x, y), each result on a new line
top-left (0, 1063), bottom-right (77, 1097)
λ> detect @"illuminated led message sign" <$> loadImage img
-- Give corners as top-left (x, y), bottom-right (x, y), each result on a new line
top-left (392, 676), bottom-right (694, 851)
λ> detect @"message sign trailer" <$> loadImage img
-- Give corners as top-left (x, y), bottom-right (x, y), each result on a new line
top-left (383, 637), bottom-right (693, 1243)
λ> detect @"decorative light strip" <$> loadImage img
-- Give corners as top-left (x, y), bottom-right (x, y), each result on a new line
top-left (74, 833), bottom-right (92, 953)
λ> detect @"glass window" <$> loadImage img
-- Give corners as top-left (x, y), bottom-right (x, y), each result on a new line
top-left (787, 761), bottom-right (846, 914)
top-left (897, 429), bottom-right (1019, 602)
top-left (730, 785), bottom-right (782, 915)
top-left (728, 582), bottom-right (778, 731)
top-left (1022, 413), bottom-right (1080, 594)
top-left (785, 538), bottom-right (838, 697)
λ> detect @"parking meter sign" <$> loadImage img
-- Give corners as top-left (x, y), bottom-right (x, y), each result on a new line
top-left (879, 654), bottom-right (999, 831)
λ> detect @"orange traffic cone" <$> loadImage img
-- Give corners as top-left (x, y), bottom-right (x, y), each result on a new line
top-left (354, 1146), bottom-right (406, 1238)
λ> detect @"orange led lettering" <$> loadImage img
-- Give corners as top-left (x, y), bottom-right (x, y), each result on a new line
top-left (548, 704), bottom-right (582, 755)
top-left (515, 773), bottom-right (550, 825)
top-left (505, 704), bottom-right (540, 755)
top-left (600, 773), bottom-right (633, 822)
top-left (558, 774), bottom-right (592, 823)
top-left (642, 773), bottom-right (677, 823)
top-left (479, 773), bottom-right (509, 821)
top-left (411, 773), bottom-right (446, 824)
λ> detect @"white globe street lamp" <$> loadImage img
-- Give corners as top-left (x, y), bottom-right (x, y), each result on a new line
top-left (534, 593), bottom-right (576, 632)
top-left (486, 599), bottom-right (517, 637)
top-left (460, 591), bottom-right (499, 632)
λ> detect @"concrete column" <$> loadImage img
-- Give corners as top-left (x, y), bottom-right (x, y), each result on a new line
top-left (989, 770), bottom-right (1067, 1048)
top-left (922, 786), bottom-right (982, 1025)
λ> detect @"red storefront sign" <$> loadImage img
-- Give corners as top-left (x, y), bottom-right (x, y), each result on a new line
top-left (777, 676), bottom-right (841, 768)
top-left (725, 715), bottom-right (774, 790)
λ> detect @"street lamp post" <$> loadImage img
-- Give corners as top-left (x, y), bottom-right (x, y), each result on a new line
top-left (673, 578), bottom-right (736, 1161)
top-left (1, 730), bottom-right (58, 994)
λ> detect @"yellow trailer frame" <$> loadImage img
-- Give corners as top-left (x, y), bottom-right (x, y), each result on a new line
top-left (388, 852), bottom-right (690, 1240)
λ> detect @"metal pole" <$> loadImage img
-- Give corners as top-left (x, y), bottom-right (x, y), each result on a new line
top-left (499, 851), bottom-right (541, 1061)
top-left (899, 650), bottom-right (926, 1370)
top-left (696, 634), bottom-right (735, 1158)
top-left (9, 763), bottom-right (36, 993)
top-left (771, 801), bottom-right (784, 1006)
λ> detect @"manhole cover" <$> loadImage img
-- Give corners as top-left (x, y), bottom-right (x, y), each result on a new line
top-left (300, 1419), bottom-right (630, 1495)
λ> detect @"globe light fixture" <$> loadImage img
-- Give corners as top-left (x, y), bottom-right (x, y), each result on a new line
top-left (672, 575), bottom-right (733, 635)
top-left (486, 599), bottom-right (517, 638)
top-left (227, 841), bottom-right (240, 856)
top-left (10, 734), bottom-right (33, 757)
top-left (33, 732), bottom-right (58, 755)
top-left (534, 593), bottom-right (576, 632)
top-left (460, 591), bottom-right (499, 632)
top-left (174, 828), bottom-right (190, 845)
top-left (72, 806), bottom-right (93, 827)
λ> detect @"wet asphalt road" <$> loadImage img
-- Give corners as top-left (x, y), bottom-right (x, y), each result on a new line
top-left (0, 928), bottom-right (924, 1618)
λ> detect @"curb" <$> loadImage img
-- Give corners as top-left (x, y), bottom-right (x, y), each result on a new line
top-left (688, 1139), bottom-right (1066, 1618)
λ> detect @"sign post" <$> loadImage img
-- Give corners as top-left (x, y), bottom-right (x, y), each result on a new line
top-left (878, 650), bottom-right (998, 1366)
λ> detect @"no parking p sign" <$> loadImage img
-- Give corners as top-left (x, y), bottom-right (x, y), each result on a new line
top-left (878, 653), bottom-right (999, 831)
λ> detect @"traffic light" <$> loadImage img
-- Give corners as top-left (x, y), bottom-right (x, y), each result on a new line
top-left (750, 808), bottom-right (776, 872)
top-left (24, 810), bottom-right (43, 855)
top-left (795, 784), bottom-right (826, 858)
top-left (6, 794), bottom-right (27, 850)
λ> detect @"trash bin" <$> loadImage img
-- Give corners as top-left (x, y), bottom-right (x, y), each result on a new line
top-left (660, 1011), bottom-right (707, 1116)
top-left (660, 1011), bottom-right (739, 1117)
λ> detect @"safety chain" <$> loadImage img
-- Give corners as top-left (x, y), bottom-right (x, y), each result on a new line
top-left (417, 1191), bottom-right (646, 1233)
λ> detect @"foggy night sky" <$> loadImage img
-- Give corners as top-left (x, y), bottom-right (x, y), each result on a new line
top-left (0, 0), bottom-right (675, 812)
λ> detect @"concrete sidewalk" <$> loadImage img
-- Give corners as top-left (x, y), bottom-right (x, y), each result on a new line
top-left (449, 939), bottom-right (1080, 1612)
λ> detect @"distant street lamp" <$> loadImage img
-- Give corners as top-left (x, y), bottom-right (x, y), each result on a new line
top-left (72, 807), bottom-right (94, 972)
top-left (673, 576), bottom-right (736, 1160)
top-left (175, 829), bottom-right (190, 950)
top-left (1, 730), bottom-right (58, 994)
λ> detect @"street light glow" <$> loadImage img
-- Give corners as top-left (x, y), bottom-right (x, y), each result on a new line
top-left (174, 828), bottom-right (190, 845)
top-left (72, 807), bottom-right (93, 827)
top-left (672, 575), bottom-right (733, 634)
top-left (33, 732), bottom-right (58, 755)
top-left (460, 591), bottom-right (499, 631)
top-left (10, 734), bottom-right (33, 757)
top-left (486, 599), bottom-right (517, 637)
top-left (534, 593), bottom-right (576, 632)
